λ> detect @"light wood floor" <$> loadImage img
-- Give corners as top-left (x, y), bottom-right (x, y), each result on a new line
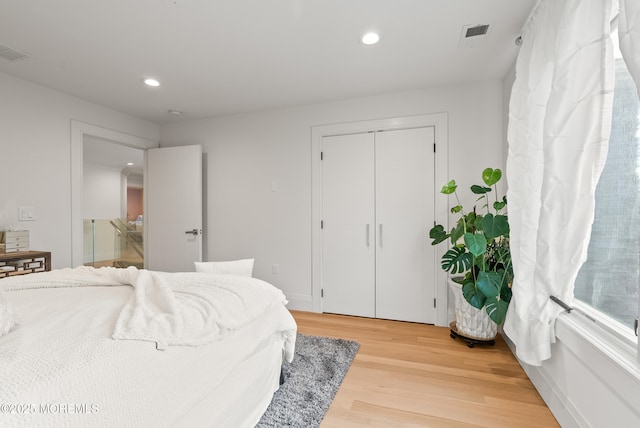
top-left (291, 310), bottom-right (559, 428)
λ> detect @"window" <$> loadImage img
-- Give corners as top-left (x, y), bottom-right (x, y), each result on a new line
top-left (573, 38), bottom-right (640, 332)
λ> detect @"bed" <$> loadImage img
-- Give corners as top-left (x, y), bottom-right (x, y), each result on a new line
top-left (0, 266), bottom-right (297, 427)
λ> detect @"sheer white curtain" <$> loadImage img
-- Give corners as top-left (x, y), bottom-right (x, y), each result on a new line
top-left (504, 0), bottom-right (615, 366)
top-left (619, 0), bottom-right (640, 95)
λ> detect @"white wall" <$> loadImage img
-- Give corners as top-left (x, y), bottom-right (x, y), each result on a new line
top-left (82, 163), bottom-right (123, 264)
top-left (160, 81), bottom-right (506, 310)
top-left (83, 163), bottom-right (122, 219)
top-left (504, 316), bottom-right (640, 427)
top-left (0, 71), bottom-right (159, 268)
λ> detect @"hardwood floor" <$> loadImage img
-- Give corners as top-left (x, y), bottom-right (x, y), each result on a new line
top-left (290, 310), bottom-right (559, 428)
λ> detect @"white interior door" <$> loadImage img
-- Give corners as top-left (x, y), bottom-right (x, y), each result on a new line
top-left (145, 145), bottom-right (202, 272)
top-left (375, 127), bottom-right (436, 323)
top-left (321, 133), bottom-right (376, 317)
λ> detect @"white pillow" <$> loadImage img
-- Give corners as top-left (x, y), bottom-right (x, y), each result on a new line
top-left (0, 289), bottom-right (16, 337)
top-left (194, 259), bottom-right (254, 277)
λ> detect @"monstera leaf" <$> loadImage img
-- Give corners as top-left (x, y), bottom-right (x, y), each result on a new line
top-left (450, 220), bottom-right (465, 244)
top-left (477, 271), bottom-right (501, 298)
top-left (481, 214), bottom-right (509, 239)
top-left (441, 247), bottom-right (473, 274)
top-left (485, 296), bottom-right (509, 324)
top-left (429, 224), bottom-right (449, 245)
top-left (493, 195), bottom-right (507, 211)
top-left (463, 232), bottom-right (487, 257)
top-left (441, 180), bottom-right (457, 194)
top-left (482, 168), bottom-right (502, 186)
top-left (462, 279), bottom-right (486, 309)
top-left (471, 185), bottom-right (492, 194)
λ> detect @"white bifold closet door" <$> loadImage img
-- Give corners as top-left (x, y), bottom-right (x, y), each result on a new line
top-left (321, 127), bottom-right (436, 323)
top-left (322, 133), bottom-right (376, 318)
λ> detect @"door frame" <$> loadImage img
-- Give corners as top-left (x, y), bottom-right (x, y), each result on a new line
top-left (70, 120), bottom-right (158, 267)
top-left (311, 112), bottom-right (449, 326)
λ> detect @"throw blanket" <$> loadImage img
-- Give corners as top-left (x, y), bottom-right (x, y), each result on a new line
top-left (3, 266), bottom-right (291, 352)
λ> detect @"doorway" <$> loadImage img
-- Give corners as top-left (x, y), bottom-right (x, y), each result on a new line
top-left (70, 121), bottom-right (158, 268)
top-left (82, 136), bottom-right (145, 268)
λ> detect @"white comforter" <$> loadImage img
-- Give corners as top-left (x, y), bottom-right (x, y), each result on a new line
top-left (0, 267), bottom-right (297, 427)
top-left (2, 266), bottom-right (295, 357)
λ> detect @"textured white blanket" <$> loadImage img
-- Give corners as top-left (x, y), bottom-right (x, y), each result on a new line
top-left (3, 266), bottom-right (291, 352)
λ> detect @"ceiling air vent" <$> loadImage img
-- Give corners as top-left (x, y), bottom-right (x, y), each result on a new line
top-left (0, 44), bottom-right (30, 62)
top-left (465, 25), bottom-right (490, 38)
top-left (459, 24), bottom-right (491, 48)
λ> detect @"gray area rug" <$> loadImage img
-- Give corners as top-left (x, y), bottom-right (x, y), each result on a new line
top-left (256, 333), bottom-right (360, 428)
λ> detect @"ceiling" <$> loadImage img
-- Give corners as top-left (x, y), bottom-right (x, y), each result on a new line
top-left (0, 0), bottom-right (537, 125)
top-left (83, 135), bottom-right (144, 177)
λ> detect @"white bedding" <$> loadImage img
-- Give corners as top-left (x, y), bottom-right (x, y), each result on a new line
top-left (0, 267), bottom-right (297, 427)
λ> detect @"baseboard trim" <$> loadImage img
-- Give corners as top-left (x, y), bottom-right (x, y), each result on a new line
top-left (285, 293), bottom-right (313, 312)
top-left (502, 333), bottom-right (585, 428)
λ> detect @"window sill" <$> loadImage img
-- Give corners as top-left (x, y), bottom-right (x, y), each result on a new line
top-left (564, 301), bottom-right (639, 370)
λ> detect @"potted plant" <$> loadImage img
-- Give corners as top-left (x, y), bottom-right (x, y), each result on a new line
top-left (429, 168), bottom-right (512, 340)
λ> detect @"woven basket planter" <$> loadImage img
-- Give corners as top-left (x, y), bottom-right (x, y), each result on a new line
top-left (449, 279), bottom-right (497, 340)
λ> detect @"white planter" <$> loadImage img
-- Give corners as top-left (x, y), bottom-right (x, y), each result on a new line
top-left (448, 279), bottom-right (497, 340)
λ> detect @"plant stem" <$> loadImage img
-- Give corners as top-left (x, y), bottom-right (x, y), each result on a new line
top-left (455, 191), bottom-right (467, 231)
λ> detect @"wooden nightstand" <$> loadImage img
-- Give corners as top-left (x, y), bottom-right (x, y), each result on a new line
top-left (0, 251), bottom-right (51, 278)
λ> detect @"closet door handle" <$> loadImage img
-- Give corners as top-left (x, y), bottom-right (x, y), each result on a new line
top-left (366, 224), bottom-right (370, 247)
top-left (379, 224), bottom-right (383, 247)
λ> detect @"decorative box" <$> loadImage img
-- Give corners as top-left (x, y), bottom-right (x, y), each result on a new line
top-left (4, 230), bottom-right (30, 253)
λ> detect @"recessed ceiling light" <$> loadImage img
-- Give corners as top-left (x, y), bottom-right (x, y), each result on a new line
top-left (127, 162), bottom-right (134, 166)
top-left (142, 78), bottom-right (160, 87)
top-left (168, 110), bottom-right (183, 116)
top-left (361, 32), bottom-right (380, 45)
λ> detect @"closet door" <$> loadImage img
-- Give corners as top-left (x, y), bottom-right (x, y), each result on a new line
top-left (375, 127), bottom-right (435, 323)
top-left (321, 133), bottom-right (376, 317)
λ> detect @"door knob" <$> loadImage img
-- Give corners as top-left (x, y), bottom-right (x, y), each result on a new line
top-left (185, 229), bottom-right (199, 235)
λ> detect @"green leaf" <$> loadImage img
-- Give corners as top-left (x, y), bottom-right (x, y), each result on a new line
top-left (462, 280), bottom-right (486, 309)
top-left (477, 271), bottom-right (501, 298)
top-left (465, 211), bottom-right (479, 230)
top-left (471, 185), bottom-right (492, 194)
top-left (485, 296), bottom-right (509, 324)
top-left (481, 214), bottom-right (509, 239)
top-left (493, 200), bottom-right (506, 211)
top-left (429, 224), bottom-right (449, 245)
top-left (450, 221), bottom-right (465, 244)
top-left (472, 214), bottom-right (484, 232)
top-left (464, 232), bottom-right (487, 257)
top-left (500, 281), bottom-right (512, 303)
top-left (482, 168), bottom-right (502, 186)
top-left (441, 247), bottom-right (473, 274)
top-left (441, 180), bottom-right (457, 194)
top-left (451, 205), bottom-right (462, 214)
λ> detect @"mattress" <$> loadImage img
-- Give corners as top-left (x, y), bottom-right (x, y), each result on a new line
top-left (0, 270), bottom-right (297, 427)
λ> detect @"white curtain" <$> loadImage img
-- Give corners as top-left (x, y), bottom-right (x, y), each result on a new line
top-left (504, 0), bottom-right (615, 366)
top-left (619, 0), bottom-right (640, 96)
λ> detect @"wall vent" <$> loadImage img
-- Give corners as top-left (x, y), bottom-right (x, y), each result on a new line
top-left (0, 44), bottom-right (30, 61)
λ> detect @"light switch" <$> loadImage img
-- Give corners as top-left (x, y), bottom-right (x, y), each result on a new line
top-left (19, 206), bottom-right (35, 221)
top-left (271, 181), bottom-right (278, 192)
